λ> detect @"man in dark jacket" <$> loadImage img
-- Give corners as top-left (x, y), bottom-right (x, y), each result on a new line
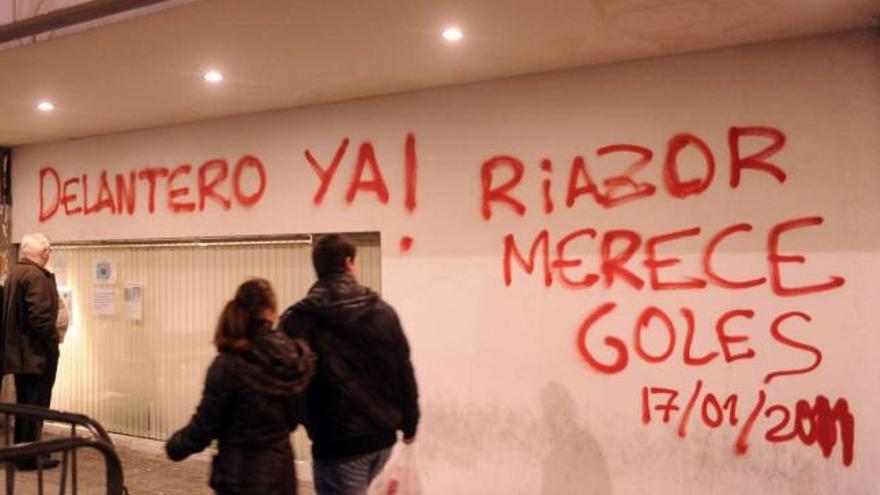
top-left (1, 233), bottom-right (60, 470)
top-left (279, 234), bottom-right (419, 495)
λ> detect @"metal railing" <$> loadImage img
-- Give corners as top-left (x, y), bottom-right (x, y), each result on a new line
top-left (0, 403), bottom-right (126, 495)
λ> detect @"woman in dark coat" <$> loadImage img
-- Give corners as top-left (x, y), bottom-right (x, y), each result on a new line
top-left (166, 278), bottom-right (314, 495)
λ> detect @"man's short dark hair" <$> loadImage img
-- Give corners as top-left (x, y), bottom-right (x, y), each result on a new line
top-left (312, 234), bottom-right (356, 278)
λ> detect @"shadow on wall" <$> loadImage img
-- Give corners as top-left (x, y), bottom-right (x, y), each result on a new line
top-left (540, 382), bottom-right (612, 495)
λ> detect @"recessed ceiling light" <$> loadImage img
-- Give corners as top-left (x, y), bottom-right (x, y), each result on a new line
top-left (37, 101), bottom-right (54, 112)
top-left (442, 27), bottom-right (463, 42)
top-left (204, 70), bottom-right (223, 83)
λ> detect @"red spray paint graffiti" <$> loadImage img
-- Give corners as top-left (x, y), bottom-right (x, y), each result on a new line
top-left (489, 124), bottom-right (855, 466)
top-left (305, 133), bottom-right (420, 252)
top-left (574, 303), bottom-right (825, 381)
top-left (39, 155), bottom-right (267, 221)
top-left (32, 123), bottom-right (859, 468)
top-left (481, 126), bottom-right (787, 220)
top-left (305, 133), bottom-right (418, 210)
top-left (502, 217), bottom-right (845, 297)
top-left (642, 381), bottom-right (854, 467)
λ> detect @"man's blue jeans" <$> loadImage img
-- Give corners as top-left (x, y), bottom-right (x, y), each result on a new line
top-left (313, 446), bottom-right (393, 495)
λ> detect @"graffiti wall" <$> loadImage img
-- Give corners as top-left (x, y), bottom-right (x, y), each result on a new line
top-left (12, 31), bottom-right (880, 494)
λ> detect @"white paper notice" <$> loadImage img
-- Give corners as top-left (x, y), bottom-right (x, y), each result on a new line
top-left (124, 282), bottom-right (143, 321)
top-left (92, 287), bottom-right (116, 316)
top-left (59, 288), bottom-right (74, 323)
top-left (52, 252), bottom-right (68, 287)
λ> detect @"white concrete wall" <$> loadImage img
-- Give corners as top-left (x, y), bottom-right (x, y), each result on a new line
top-left (12, 30), bottom-right (880, 494)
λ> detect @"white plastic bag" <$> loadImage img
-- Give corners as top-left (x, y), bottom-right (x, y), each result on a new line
top-left (368, 443), bottom-right (423, 495)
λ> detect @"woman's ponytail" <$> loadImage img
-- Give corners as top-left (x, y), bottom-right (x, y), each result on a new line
top-left (214, 278), bottom-right (277, 353)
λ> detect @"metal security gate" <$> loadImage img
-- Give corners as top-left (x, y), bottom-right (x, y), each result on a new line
top-left (0, 403), bottom-right (126, 495)
top-left (46, 233), bottom-right (381, 463)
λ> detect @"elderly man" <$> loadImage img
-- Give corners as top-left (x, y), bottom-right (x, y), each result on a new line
top-left (1, 233), bottom-right (60, 470)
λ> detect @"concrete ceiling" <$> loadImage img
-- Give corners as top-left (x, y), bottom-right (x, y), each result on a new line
top-left (1, 0), bottom-right (877, 146)
top-left (0, 0), bottom-right (198, 49)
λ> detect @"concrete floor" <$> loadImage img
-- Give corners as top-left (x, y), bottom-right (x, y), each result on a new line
top-left (0, 432), bottom-right (317, 495)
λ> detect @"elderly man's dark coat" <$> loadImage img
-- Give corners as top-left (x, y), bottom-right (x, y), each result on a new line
top-left (1, 259), bottom-right (59, 375)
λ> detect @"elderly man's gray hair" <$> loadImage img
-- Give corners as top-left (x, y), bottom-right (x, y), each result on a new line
top-left (19, 233), bottom-right (51, 261)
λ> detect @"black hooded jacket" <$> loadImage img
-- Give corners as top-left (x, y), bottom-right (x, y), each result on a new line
top-left (166, 325), bottom-right (314, 494)
top-left (279, 273), bottom-right (419, 460)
